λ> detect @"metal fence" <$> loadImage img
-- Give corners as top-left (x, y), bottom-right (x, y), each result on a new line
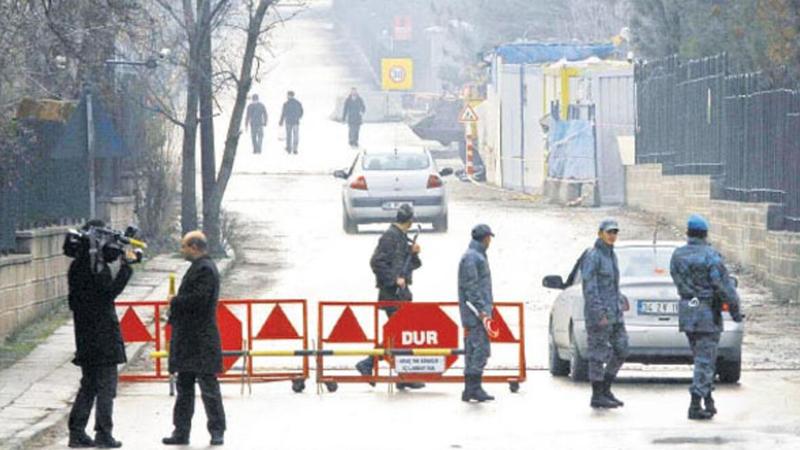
top-left (635, 54), bottom-right (800, 231)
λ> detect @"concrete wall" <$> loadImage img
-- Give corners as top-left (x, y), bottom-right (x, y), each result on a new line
top-left (98, 196), bottom-right (136, 231)
top-left (626, 164), bottom-right (800, 300)
top-left (0, 227), bottom-right (70, 341)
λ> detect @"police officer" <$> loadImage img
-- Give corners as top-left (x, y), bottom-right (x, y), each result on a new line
top-left (670, 214), bottom-right (743, 420)
top-left (66, 219), bottom-right (132, 448)
top-left (458, 224), bottom-right (496, 402)
top-left (163, 231), bottom-right (226, 446)
top-left (581, 218), bottom-right (629, 409)
top-left (355, 204), bottom-right (423, 389)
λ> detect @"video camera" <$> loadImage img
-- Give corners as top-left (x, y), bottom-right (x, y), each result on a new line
top-left (63, 225), bottom-right (147, 270)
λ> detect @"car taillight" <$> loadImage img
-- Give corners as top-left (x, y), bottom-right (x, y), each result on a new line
top-left (350, 176), bottom-right (368, 190)
top-left (721, 302), bottom-right (730, 312)
top-left (427, 174), bottom-right (443, 188)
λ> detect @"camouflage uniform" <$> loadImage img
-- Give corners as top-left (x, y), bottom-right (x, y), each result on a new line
top-left (458, 239), bottom-right (494, 376)
top-left (581, 238), bottom-right (629, 382)
top-left (670, 237), bottom-right (742, 397)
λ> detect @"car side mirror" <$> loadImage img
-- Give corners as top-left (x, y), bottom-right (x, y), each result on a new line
top-left (333, 170), bottom-right (348, 179)
top-left (439, 167), bottom-right (454, 177)
top-left (542, 275), bottom-right (566, 290)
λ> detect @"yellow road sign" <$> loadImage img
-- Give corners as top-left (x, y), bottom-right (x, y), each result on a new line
top-left (381, 58), bottom-right (414, 91)
top-left (458, 104), bottom-right (479, 123)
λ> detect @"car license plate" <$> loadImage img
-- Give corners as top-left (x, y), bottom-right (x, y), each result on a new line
top-left (382, 201), bottom-right (412, 210)
top-left (637, 300), bottom-right (678, 316)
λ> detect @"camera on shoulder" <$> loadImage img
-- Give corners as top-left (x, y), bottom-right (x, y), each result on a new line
top-left (64, 224), bottom-right (147, 266)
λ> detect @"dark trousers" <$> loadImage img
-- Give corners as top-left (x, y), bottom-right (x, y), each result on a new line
top-left (285, 123), bottom-right (299, 153)
top-left (251, 126), bottom-right (264, 154)
top-left (464, 325), bottom-right (491, 376)
top-left (68, 365), bottom-right (118, 437)
top-left (348, 123), bottom-right (361, 146)
top-left (172, 372), bottom-right (226, 437)
top-left (358, 287), bottom-right (411, 371)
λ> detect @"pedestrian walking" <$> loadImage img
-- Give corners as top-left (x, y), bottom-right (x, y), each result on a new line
top-left (355, 204), bottom-right (424, 389)
top-left (458, 224), bottom-right (496, 402)
top-left (162, 231), bottom-right (226, 446)
top-left (341, 87), bottom-right (366, 147)
top-left (581, 218), bottom-right (629, 409)
top-left (244, 94), bottom-right (268, 154)
top-left (670, 214), bottom-right (743, 420)
top-left (65, 220), bottom-right (133, 449)
top-left (278, 90), bottom-right (303, 154)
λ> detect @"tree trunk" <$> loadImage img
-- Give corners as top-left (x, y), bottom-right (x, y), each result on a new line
top-left (207, 0), bottom-right (274, 241)
top-left (180, 61), bottom-right (199, 235)
top-left (197, 0), bottom-right (221, 253)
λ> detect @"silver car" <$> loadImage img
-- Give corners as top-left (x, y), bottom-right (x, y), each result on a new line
top-left (334, 147), bottom-right (452, 234)
top-left (543, 241), bottom-right (744, 383)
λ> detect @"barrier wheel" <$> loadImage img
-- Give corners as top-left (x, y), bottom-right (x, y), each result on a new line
top-left (292, 379), bottom-right (306, 393)
top-left (325, 382), bottom-right (338, 393)
top-left (509, 382), bottom-right (520, 393)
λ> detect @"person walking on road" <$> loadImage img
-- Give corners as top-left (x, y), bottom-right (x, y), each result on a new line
top-left (355, 204), bottom-right (424, 389)
top-left (244, 94), bottom-right (268, 154)
top-left (163, 231), bottom-right (226, 446)
top-left (458, 224), bottom-right (496, 403)
top-left (66, 219), bottom-right (133, 449)
top-left (581, 218), bottom-right (629, 409)
top-left (670, 214), bottom-right (743, 420)
top-left (279, 90), bottom-right (303, 154)
top-left (341, 87), bottom-right (366, 147)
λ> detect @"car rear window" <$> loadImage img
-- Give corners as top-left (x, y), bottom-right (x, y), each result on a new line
top-left (616, 246), bottom-right (675, 278)
top-left (362, 152), bottom-right (430, 171)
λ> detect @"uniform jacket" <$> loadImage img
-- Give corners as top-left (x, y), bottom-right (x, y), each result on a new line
top-left (581, 238), bottom-right (624, 328)
top-left (279, 98), bottom-right (304, 125)
top-left (168, 255), bottom-right (223, 374)
top-left (245, 101), bottom-right (268, 127)
top-left (458, 239), bottom-right (493, 328)
top-left (68, 257), bottom-right (132, 367)
top-left (670, 237), bottom-right (742, 333)
top-left (370, 224), bottom-right (421, 290)
top-left (342, 96), bottom-right (366, 125)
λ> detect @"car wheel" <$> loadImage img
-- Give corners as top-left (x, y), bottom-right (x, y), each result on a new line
top-left (342, 210), bottom-right (358, 234)
top-left (717, 359), bottom-right (741, 383)
top-left (569, 327), bottom-right (589, 382)
top-left (549, 328), bottom-right (570, 377)
top-left (433, 213), bottom-right (448, 233)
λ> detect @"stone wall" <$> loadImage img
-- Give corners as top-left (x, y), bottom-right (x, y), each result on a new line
top-left (0, 227), bottom-right (70, 341)
top-left (626, 164), bottom-right (800, 300)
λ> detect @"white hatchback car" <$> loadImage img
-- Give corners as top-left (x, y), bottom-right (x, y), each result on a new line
top-left (334, 147), bottom-right (452, 233)
top-left (544, 241), bottom-right (744, 383)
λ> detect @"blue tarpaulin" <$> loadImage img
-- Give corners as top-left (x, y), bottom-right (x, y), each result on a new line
top-left (494, 42), bottom-right (616, 65)
top-left (547, 119), bottom-right (596, 180)
top-left (54, 92), bottom-right (128, 159)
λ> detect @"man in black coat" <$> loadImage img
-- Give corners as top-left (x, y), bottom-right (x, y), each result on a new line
top-left (66, 219), bottom-right (133, 449)
top-left (355, 204), bottom-right (424, 389)
top-left (341, 87), bottom-right (366, 147)
top-left (163, 231), bottom-right (226, 446)
top-left (278, 90), bottom-right (303, 154)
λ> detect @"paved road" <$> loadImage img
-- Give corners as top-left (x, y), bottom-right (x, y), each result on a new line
top-left (32, 1), bottom-right (800, 448)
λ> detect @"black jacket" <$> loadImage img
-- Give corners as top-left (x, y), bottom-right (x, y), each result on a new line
top-left (68, 258), bottom-right (132, 367)
top-left (370, 224), bottom-right (421, 290)
top-left (342, 96), bottom-right (366, 125)
top-left (279, 98), bottom-right (304, 125)
top-left (168, 255), bottom-right (223, 374)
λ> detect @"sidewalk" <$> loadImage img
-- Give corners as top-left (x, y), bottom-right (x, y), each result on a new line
top-left (0, 252), bottom-right (234, 450)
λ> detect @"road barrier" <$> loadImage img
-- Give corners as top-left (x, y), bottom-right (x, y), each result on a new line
top-left (117, 299), bottom-right (309, 391)
top-left (316, 301), bottom-right (526, 392)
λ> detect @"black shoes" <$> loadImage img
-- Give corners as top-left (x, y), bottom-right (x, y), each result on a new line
top-left (688, 394), bottom-right (714, 420)
top-left (590, 381), bottom-right (619, 409)
top-left (355, 359), bottom-right (376, 387)
top-left (603, 375), bottom-right (624, 407)
top-left (94, 434), bottom-right (122, 448)
top-left (68, 432), bottom-right (95, 448)
top-left (210, 433), bottom-right (224, 446)
top-left (162, 434), bottom-right (189, 445)
top-left (462, 375), bottom-right (494, 402)
top-left (704, 394), bottom-right (717, 416)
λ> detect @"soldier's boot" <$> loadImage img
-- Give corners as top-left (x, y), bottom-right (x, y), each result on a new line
top-left (461, 375), bottom-right (476, 402)
top-left (590, 382), bottom-right (618, 409)
top-left (704, 394), bottom-right (717, 416)
top-left (688, 394), bottom-right (714, 420)
top-left (472, 374), bottom-right (495, 402)
top-left (603, 374), bottom-right (624, 407)
top-left (355, 358), bottom-right (376, 387)
top-left (67, 432), bottom-right (95, 448)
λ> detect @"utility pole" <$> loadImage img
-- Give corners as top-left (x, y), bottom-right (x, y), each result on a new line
top-left (86, 87), bottom-right (96, 219)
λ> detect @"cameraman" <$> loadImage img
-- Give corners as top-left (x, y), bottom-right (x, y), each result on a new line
top-left (66, 219), bottom-right (133, 448)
